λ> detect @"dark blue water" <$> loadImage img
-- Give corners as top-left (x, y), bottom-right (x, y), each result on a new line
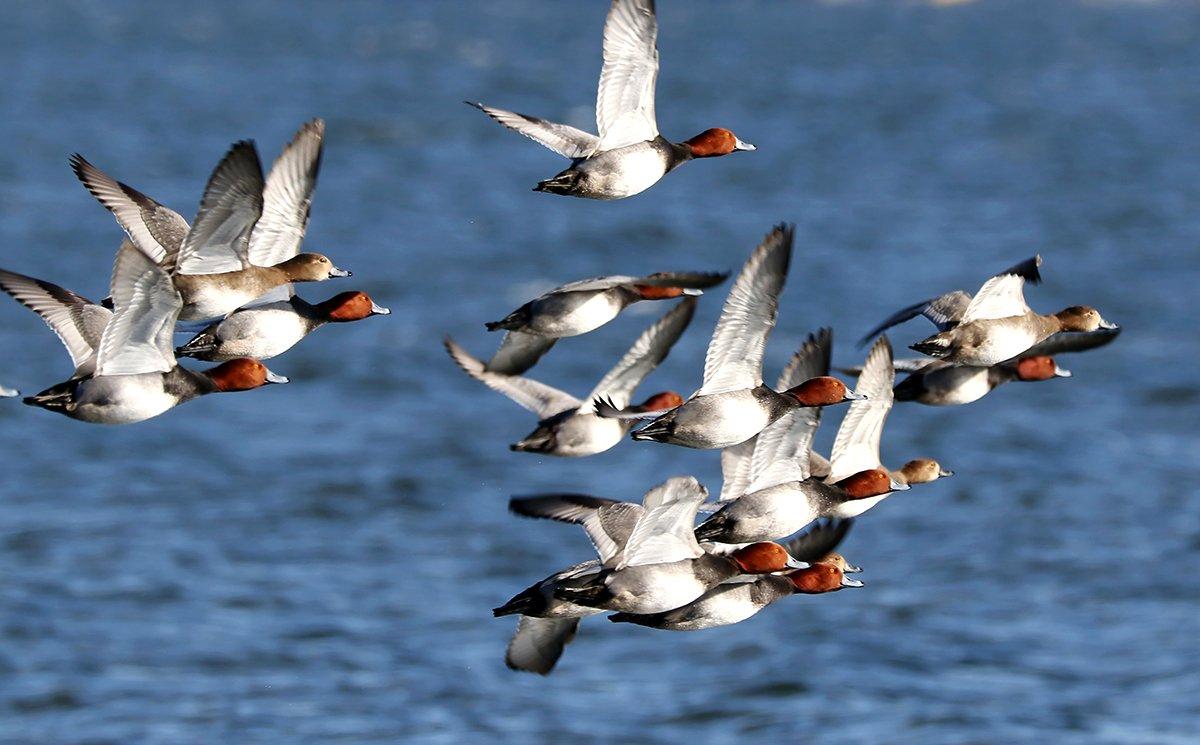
top-left (1, 1), bottom-right (1197, 742)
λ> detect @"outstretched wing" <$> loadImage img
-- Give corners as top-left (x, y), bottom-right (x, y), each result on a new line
top-left (70, 154), bottom-right (189, 271)
top-left (505, 617), bottom-right (581, 675)
top-left (783, 518), bottom-right (854, 564)
top-left (444, 336), bottom-right (580, 418)
top-left (95, 242), bottom-right (182, 376)
top-left (486, 331), bottom-right (558, 375)
top-left (176, 140), bottom-right (264, 275)
top-left (595, 0), bottom-right (660, 150)
top-left (247, 119), bottom-right (324, 267)
top-left (699, 224), bottom-right (793, 395)
top-left (0, 266), bottom-right (111, 376)
top-left (857, 291), bottom-right (971, 347)
top-left (1018, 326), bottom-right (1121, 358)
top-left (619, 476), bottom-right (707, 569)
top-left (827, 336), bottom-right (894, 483)
top-left (586, 297), bottom-right (694, 408)
top-left (509, 494), bottom-right (624, 524)
top-left (467, 102), bottom-right (598, 159)
top-left (959, 255), bottom-right (1042, 324)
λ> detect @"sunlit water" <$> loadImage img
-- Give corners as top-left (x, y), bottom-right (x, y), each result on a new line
top-left (0, 1), bottom-right (1197, 742)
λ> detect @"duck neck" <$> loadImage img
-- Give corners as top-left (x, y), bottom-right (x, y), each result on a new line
top-left (289, 296), bottom-right (329, 331)
top-left (164, 366), bottom-right (215, 401)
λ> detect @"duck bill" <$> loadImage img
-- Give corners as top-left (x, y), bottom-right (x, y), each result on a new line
top-left (1053, 365), bottom-right (1073, 378)
top-left (733, 137), bottom-right (756, 152)
top-left (844, 563), bottom-right (864, 574)
top-left (1098, 318), bottom-right (1119, 330)
top-left (785, 556), bottom-right (810, 570)
top-left (681, 288), bottom-right (704, 296)
top-left (844, 391), bottom-right (868, 401)
top-left (329, 266), bottom-right (352, 278)
top-left (841, 577), bottom-right (865, 588)
top-left (264, 369), bottom-right (290, 385)
top-left (938, 468), bottom-right (955, 478)
top-left (889, 478), bottom-right (910, 492)
top-left (370, 301), bottom-right (392, 316)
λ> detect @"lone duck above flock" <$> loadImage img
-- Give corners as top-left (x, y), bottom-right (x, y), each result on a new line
top-left (0, 119), bottom-right (390, 424)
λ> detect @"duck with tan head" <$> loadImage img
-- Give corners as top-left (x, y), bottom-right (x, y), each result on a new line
top-left (178, 290), bottom-right (390, 363)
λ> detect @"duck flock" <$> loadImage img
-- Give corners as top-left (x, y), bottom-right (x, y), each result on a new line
top-left (0, 0), bottom-right (1121, 678)
top-left (445, 0), bottom-right (1120, 675)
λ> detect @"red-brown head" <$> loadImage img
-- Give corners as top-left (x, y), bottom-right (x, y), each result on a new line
top-left (1053, 305), bottom-right (1117, 333)
top-left (730, 542), bottom-right (806, 574)
top-left (633, 285), bottom-right (687, 300)
top-left (787, 563), bottom-right (864, 593)
top-left (1015, 355), bottom-right (1071, 382)
top-left (205, 358), bottom-right (289, 392)
top-left (635, 391), bottom-right (684, 412)
top-left (683, 128), bottom-right (756, 158)
top-left (317, 291), bottom-right (391, 322)
top-left (784, 376), bottom-right (862, 407)
top-left (836, 468), bottom-right (908, 499)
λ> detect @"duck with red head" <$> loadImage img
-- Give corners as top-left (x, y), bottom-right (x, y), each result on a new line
top-left (203, 358), bottom-right (289, 391)
top-left (893, 354), bottom-right (1073, 406)
top-left (177, 290), bottom-right (391, 363)
top-left (469, 0), bottom-right (755, 199)
top-left (449, 299), bottom-right (696, 457)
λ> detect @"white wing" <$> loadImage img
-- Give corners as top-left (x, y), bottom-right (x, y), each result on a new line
top-left (586, 297), bottom-right (694, 408)
top-left (444, 336), bottom-right (580, 418)
top-left (827, 336), bottom-right (894, 483)
top-left (468, 103), bottom-right (598, 159)
top-left (486, 331), bottom-right (557, 375)
top-left (0, 267), bottom-right (111, 376)
top-left (717, 438), bottom-right (756, 502)
top-left (96, 242), bottom-right (182, 376)
top-left (581, 502), bottom-right (644, 567)
top-left (959, 255), bottom-right (1042, 323)
top-left (595, 0), bottom-right (660, 150)
top-left (176, 141), bottom-right (264, 276)
top-left (70, 155), bottom-right (189, 271)
top-left (619, 476), bottom-right (707, 569)
top-left (247, 119), bottom-right (324, 267)
top-left (505, 617), bottom-right (581, 675)
top-left (699, 224), bottom-right (793, 395)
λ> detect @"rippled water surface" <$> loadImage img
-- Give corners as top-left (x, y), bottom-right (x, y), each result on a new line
top-left (1, 1), bottom-right (1198, 742)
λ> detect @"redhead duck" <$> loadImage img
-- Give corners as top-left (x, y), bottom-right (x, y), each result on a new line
top-left (891, 355), bottom-right (1070, 406)
top-left (484, 270), bottom-right (727, 375)
top-left (549, 478), bottom-right (805, 615)
top-left (859, 256), bottom-right (1117, 367)
top-left (446, 298), bottom-right (694, 456)
top-left (605, 225), bottom-right (858, 449)
top-left (176, 290), bottom-right (390, 362)
top-left (0, 245), bottom-right (286, 425)
top-left (468, 0), bottom-right (755, 200)
top-left (72, 119), bottom-right (349, 323)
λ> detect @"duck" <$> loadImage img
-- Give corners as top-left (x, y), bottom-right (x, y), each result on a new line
top-left (547, 477), bottom-right (806, 615)
top-left (602, 225), bottom-right (858, 449)
top-left (445, 298), bottom-right (694, 456)
top-left (71, 119), bottom-right (350, 323)
top-left (468, 0), bottom-right (755, 200)
top-left (176, 290), bottom-right (390, 362)
top-left (608, 519), bottom-right (863, 631)
top-left (890, 354), bottom-right (1071, 406)
top-left (483, 270), bottom-right (727, 375)
top-left (0, 244), bottom-right (287, 425)
top-left (859, 256), bottom-right (1117, 367)
top-left (693, 335), bottom-right (915, 544)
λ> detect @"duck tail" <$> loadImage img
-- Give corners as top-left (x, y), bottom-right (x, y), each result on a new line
top-left (630, 418), bottom-right (672, 443)
top-left (607, 611), bottom-right (655, 627)
top-left (553, 582), bottom-right (611, 608)
top-left (23, 381), bottom-right (77, 413)
top-left (493, 587), bottom-right (542, 618)
top-left (176, 330), bottom-right (219, 359)
top-left (891, 374), bottom-right (922, 402)
top-left (534, 170), bottom-right (581, 195)
top-left (510, 426), bottom-right (556, 454)
top-left (485, 303), bottom-right (531, 333)
top-left (910, 335), bottom-right (950, 358)
top-left (692, 511), bottom-right (730, 543)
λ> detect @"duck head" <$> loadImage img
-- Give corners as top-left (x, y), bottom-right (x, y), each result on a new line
top-left (318, 291), bottom-right (391, 322)
top-left (730, 542), bottom-right (807, 573)
top-left (634, 391), bottom-right (684, 412)
top-left (817, 552), bottom-right (863, 574)
top-left (278, 253), bottom-right (351, 281)
top-left (1015, 355), bottom-right (1071, 381)
top-left (206, 358), bottom-right (289, 392)
top-left (1053, 306), bottom-right (1118, 333)
top-left (836, 468), bottom-right (909, 499)
top-left (787, 563), bottom-right (864, 593)
top-left (783, 376), bottom-right (863, 407)
top-left (897, 458), bottom-right (954, 484)
top-left (683, 128), bottom-right (756, 158)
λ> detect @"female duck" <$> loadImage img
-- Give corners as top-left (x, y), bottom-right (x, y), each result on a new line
top-left (606, 225), bottom-right (858, 449)
top-left (72, 119), bottom-right (350, 322)
top-left (0, 246), bottom-right (286, 425)
top-left (859, 255), bottom-right (1117, 367)
top-left (177, 290), bottom-right (390, 362)
top-left (446, 298), bottom-right (694, 456)
top-left (469, 0), bottom-right (755, 200)
top-left (483, 270), bottom-right (726, 375)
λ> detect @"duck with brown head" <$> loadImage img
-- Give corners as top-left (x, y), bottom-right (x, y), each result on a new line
top-left (468, 0), bottom-right (755, 199)
top-left (177, 290), bottom-right (390, 363)
top-left (892, 353), bottom-right (1073, 406)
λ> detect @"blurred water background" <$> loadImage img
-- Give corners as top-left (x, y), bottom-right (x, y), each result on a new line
top-left (0, 1), bottom-right (1198, 742)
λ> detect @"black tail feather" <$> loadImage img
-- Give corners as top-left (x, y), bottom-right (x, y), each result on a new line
top-left (910, 339), bottom-right (950, 358)
top-left (553, 582), bottom-right (611, 608)
top-left (534, 170), bottom-right (581, 195)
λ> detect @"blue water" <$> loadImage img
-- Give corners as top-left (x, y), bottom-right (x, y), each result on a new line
top-left (1, 1), bottom-right (1198, 742)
